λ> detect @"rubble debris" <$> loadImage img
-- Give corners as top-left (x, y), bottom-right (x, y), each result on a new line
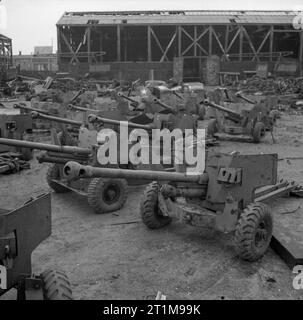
top-left (0, 154), bottom-right (30, 174)
top-left (236, 75), bottom-right (303, 96)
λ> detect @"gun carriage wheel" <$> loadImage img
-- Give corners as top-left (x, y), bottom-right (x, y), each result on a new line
top-left (234, 202), bottom-right (273, 261)
top-left (87, 178), bottom-right (128, 214)
top-left (40, 269), bottom-right (73, 300)
top-left (140, 182), bottom-right (172, 229)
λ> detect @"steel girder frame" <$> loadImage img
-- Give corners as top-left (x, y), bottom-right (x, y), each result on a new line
top-left (57, 25), bottom-right (100, 65)
top-left (0, 36), bottom-right (12, 67)
top-left (146, 24), bottom-right (276, 62)
top-left (146, 24), bottom-right (302, 62)
top-left (57, 24), bottom-right (303, 65)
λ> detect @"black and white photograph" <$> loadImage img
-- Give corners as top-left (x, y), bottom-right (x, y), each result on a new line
top-left (0, 0), bottom-right (303, 311)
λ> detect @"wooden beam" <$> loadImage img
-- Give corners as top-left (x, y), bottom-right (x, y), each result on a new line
top-left (117, 25), bottom-right (121, 62)
top-left (269, 26), bottom-right (274, 62)
top-left (70, 28), bottom-right (88, 64)
top-left (242, 27), bottom-right (258, 61)
top-left (239, 26), bottom-right (243, 61)
top-left (87, 27), bottom-right (91, 64)
top-left (226, 27), bottom-right (241, 53)
top-left (124, 28), bottom-right (127, 61)
top-left (300, 31), bottom-right (303, 76)
top-left (150, 27), bottom-right (168, 61)
top-left (273, 29), bottom-right (302, 33)
top-left (194, 26), bottom-right (197, 57)
top-left (99, 32), bottom-right (103, 63)
top-left (147, 26), bottom-right (152, 62)
top-left (181, 26), bottom-right (194, 56)
top-left (209, 26), bottom-right (213, 55)
top-left (60, 31), bottom-right (80, 64)
top-left (178, 25), bottom-right (182, 57)
top-left (251, 29), bottom-right (271, 62)
top-left (212, 27), bottom-right (225, 54)
top-left (224, 25), bottom-right (229, 52)
top-left (160, 28), bottom-right (177, 62)
top-left (57, 27), bottom-right (62, 65)
top-left (195, 27), bottom-right (209, 56)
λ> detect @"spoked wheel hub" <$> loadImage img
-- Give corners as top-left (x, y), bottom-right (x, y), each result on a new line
top-left (234, 202), bottom-right (273, 261)
top-left (87, 178), bottom-right (128, 214)
top-left (103, 183), bottom-right (120, 204)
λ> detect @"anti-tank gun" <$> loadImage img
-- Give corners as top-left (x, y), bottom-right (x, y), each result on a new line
top-left (0, 193), bottom-right (73, 300)
top-left (202, 97), bottom-right (273, 143)
top-left (63, 152), bottom-right (303, 262)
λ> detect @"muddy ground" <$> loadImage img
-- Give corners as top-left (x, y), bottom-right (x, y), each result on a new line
top-left (1, 112), bottom-right (303, 300)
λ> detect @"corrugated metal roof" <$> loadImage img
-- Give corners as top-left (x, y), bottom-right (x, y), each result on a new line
top-left (57, 10), bottom-right (298, 26)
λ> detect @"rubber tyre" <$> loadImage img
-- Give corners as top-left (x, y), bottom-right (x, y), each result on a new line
top-left (87, 178), bottom-right (128, 214)
top-left (252, 122), bottom-right (266, 143)
top-left (40, 269), bottom-right (73, 300)
top-left (234, 202), bottom-right (273, 262)
top-left (46, 164), bottom-right (70, 193)
top-left (140, 182), bottom-right (172, 229)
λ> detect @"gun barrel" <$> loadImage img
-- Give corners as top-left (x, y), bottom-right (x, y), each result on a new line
top-left (88, 114), bottom-right (154, 130)
top-left (153, 98), bottom-right (175, 113)
top-left (70, 88), bottom-right (85, 103)
top-left (14, 104), bottom-right (50, 115)
top-left (203, 99), bottom-right (241, 120)
top-left (31, 111), bottom-right (83, 127)
top-left (117, 92), bottom-right (139, 106)
top-left (235, 92), bottom-right (256, 104)
top-left (0, 138), bottom-right (91, 155)
top-left (64, 161), bottom-right (208, 184)
top-left (172, 91), bottom-right (184, 100)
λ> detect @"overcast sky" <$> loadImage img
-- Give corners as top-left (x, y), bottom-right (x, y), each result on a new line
top-left (1, 0), bottom-right (303, 54)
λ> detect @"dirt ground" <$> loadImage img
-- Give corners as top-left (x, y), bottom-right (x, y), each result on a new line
top-left (1, 112), bottom-right (303, 300)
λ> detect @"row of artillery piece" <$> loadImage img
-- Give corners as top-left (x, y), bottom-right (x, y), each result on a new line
top-left (0, 81), bottom-right (296, 264)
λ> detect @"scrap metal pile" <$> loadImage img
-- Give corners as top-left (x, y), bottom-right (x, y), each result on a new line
top-left (0, 74), bottom-right (302, 276)
top-left (0, 154), bottom-right (30, 174)
top-left (236, 75), bottom-right (303, 96)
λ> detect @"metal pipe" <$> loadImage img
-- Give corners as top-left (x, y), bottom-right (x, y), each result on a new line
top-left (88, 114), bottom-right (155, 130)
top-left (202, 99), bottom-right (241, 120)
top-left (0, 138), bottom-right (91, 155)
top-left (64, 161), bottom-right (209, 184)
top-left (31, 112), bottom-right (83, 127)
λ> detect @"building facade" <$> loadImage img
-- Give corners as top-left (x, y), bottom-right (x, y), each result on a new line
top-left (56, 11), bottom-right (303, 80)
top-left (13, 51), bottom-right (58, 72)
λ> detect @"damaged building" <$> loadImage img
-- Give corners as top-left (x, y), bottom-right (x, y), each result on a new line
top-left (56, 10), bottom-right (303, 81)
top-left (0, 34), bottom-right (13, 82)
